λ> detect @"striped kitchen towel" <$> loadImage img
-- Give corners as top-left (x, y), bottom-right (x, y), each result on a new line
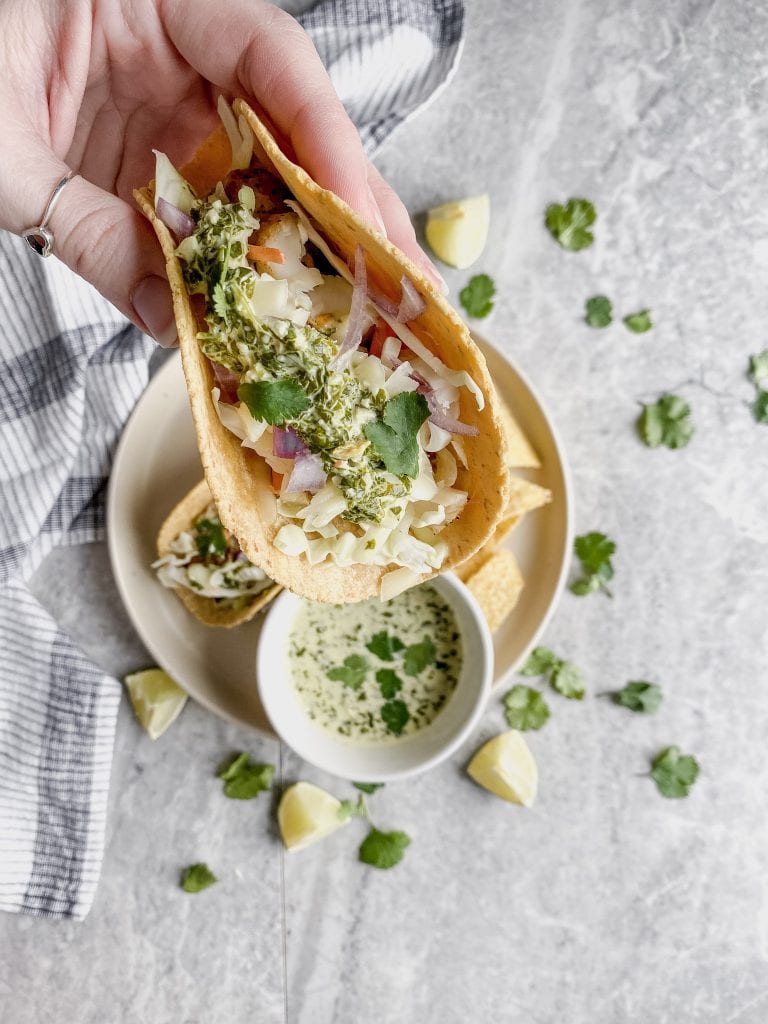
top-left (0, 0), bottom-right (465, 920)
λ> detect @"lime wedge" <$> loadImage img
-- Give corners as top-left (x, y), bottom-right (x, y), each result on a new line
top-left (124, 668), bottom-right (188, 740)
top-left (467, 730), bottom-right (538, 806)
top-left (278, 781), bottom-right (349, 852)
top-left (425, 194), bottom-right (490, 269)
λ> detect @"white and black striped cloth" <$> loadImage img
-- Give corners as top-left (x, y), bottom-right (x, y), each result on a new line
top-left (0, 0), bottom-right (464, 920)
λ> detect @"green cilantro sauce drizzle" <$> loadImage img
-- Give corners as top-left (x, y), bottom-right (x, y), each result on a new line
top-left (289, 584), bottom-right (462, 744)
top-left (179, 191), bottom-right (411, 525)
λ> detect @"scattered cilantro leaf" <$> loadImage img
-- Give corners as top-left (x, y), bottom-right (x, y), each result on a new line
top-left (364, 391), bottom-right (430, 477)
top-left (237, 379), bottom-right (310, 426)
top-left (545, 198), bottom-right (596, 251)
top-left (217, 753), bottom-right (275, 799)
top-left (376, 668), bottom-right (403, 699)
top-left (381, 699), bottom-right (410, 736)
top-left (611, 681), bottom-right (663, 714)
top-left (211, 282), bottom-right (229, 322)
top-left (338, 795), bottom-right (369, 821)
top-left (752, 390), bottom-right (768, 424)
top-left (585, 295), bottom-right (612, 328)
top-left (623, 309), bottom-right (653, 333)
top-left (366, 631), bottom-right (405, 661)
top-left (638, 394), bottom-right (694, 449)
top-left (327, 654), bottom-right (369, 689)
top-left (459, 274), bottom-right (496, 319)
top-left (650, 746), bottom-right (700, 799)
top-left (403, 637), bottom-right (436, 676)
top-left (180, 863), bottom-right (217, 893)
top-left (359, 827), bottom-right (411, 869)
top-left (194, 517), bottom-right (227, 560)
top-left (520, 647), bottom-right (558, 677)
top-left (353, 782), bottom-right (385, 794)
top-left (551, 661), bottom-right (585, 700)
top-left (748, 350), bottom-right (768, 386)
top-left (570, 531), bottom-right (615, 596)
top-left (503, 685), bottom-right (550, 730)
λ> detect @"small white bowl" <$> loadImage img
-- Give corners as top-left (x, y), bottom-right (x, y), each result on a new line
top-left (256, 573), bottom-right (494, 783)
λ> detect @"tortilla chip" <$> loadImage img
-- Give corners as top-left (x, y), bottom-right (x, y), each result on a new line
top-left (466, 549), bottom-right (525, 633)
top-left (157, 480), bottom-right (281, 628)
top-left (497, 394), bottom-right (540, 469)
top-left (135, 101), bottom-right (510, 603)
top-left (506, 475), bottom-right (551, 516)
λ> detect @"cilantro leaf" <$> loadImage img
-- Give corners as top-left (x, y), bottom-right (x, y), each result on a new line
top-left (364, 391), bottom-right (430, 477)
top-left (366, 631), bottom-right (404, 661)
top-left (545, 198), bottom-right (596, 251)
top-left (638, 394), bottom-right (694, 449)
top-left (194, 517), bottom-right (227, 560)
top-left (403, 637), bottom-right (436, 676)
top-left (520, 647), bottom-right (558, 677)
top-left (503, 684), bottom-right (550, 730)
top-left (376, 668), bottom-right (403, 699)
top-left (180, 863), bottom-right (217, 893)
top-left (585, 295), bottom-right (612, 328)
top-left (752, 390), bottom-right (768, 424)
top-left (353, 782), bottom-right (384, 794)
top-left (237, 379), bottom-right (310, 426)
top-left (359, 827), bottom-right (411, 869)
top-left (381, 699), bottom-right (410, 736)
top-left (611, 681), bottom-right (663, 714)
top-left (459, 274), bottom-right (496, 319)
top-left (327, 654), bottom-right (369, 689)
top-left (217, 752), bottom-right (275, 799)
top-left (623, 309), bottom-right (653, 333)
top-left (551, 661), bottom-right (585, 700)
top-left (748, 350), bottom-right (768, 387)
top-left (571, 531), bottom-right (615, 596)
top-left (211, 282), bottom-right (229, 322)
top-left (650, 746), bottom-right (700, 799)
top-left (338, 795), bottom-right (369, 821)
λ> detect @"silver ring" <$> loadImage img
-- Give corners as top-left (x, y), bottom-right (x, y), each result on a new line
top-left (22, 171), bottom-right (76, 257)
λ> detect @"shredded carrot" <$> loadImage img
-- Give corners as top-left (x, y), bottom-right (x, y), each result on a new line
top-left (370, 319), bottom-right (394, 359)
top-left (247, 244), bottom-right (285, 264)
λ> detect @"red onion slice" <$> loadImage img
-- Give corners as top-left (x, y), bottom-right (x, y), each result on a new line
top-left (397, 275), bottom-right (427, 322)
top-left (425, 393), bottom-right (479, 436)
top-left (366, 285), bottom-right (400, 319)
top-left (273, 427), bottom-right (308, 459)
top-left (157, 197), bottom-right (195, 240)
top-left (211, 361), bottom-right (240, 403)
top-left (285, 452), bottom-right (327, 493)
top-left (334, 244), bottom-right (367, 362)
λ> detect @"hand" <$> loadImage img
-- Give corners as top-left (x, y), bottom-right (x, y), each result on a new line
top-left (0, 0), bottom-right (444, 345)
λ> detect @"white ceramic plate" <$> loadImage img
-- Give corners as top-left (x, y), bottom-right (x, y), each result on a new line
top-left (107, 340), bottom-right (572, 734)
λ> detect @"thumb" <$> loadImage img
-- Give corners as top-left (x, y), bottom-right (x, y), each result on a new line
top-left (10, 156), bottom-right (177, 346)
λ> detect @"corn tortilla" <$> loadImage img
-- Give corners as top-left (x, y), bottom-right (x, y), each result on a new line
top-left (136, 102), bottom-right (510, 602)
top-left (157, 479), bottom-right (281, 628)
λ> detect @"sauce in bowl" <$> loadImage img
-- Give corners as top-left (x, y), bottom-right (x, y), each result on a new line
top-left (288, 584), bottom-right (462, 744)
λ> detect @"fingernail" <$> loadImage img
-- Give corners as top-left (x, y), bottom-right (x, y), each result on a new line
top-left (132, 275), bottom-right (177, 348)
top-left (416, 252), bottom-right (448, 294)
top-left (366, 185), bottom-right (388, 237)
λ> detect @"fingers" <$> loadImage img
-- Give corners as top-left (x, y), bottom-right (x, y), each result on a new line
top-left (16, 156), bottom-right (177, 344)
top-left (163, 0), bottom-right (380, 226)
top-left (365, 163), bottom-right (446, 293)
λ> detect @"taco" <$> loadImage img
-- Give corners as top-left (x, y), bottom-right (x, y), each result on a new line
top-left (154, 480), bottom-right (280, 627)
top-left (135, 98), bottom-right (510, 602)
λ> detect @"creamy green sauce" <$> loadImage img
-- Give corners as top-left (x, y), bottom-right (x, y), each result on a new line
top-left (288, 584), bottom-right (462, 744)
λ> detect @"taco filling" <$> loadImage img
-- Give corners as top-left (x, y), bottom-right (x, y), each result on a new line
top-left (151, 100), bottom-right (484, 584)
top-left (154, 503), bottom-right (273, 603)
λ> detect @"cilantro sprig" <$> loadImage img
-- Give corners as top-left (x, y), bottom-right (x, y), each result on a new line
top-left (520, 646), bottom-right (585, 700)
top-left (403, 637), bottom-right (436, 676)
top-left (364, 391), bottom-right (430, 477)
top-left (545, 198), bottom-right (596, 251)
top-left (381, 699), bottom-right (410, 736)
top-left (366, 631), bottom-right (404, 661)
top-left (623, 309), bottom-right (653, 333)
top-left (585, 295), bottom-right (612, 328)
top-left (459, 274), bottom-right (496, 318)
top-left (748, 351), bottom-right (768, 424)
top-left (238, 379), bottom-right (310, 425)
top-left (570, 531), bottom-right (616, 596)
top-left (638, 394), bottom-right (694, 449)
top-left (327, 654), bottom-right (369, 689)
top-left (376, 668), bottom-right (402, 699)
top-left (359, 828), bottom-right (411, 869)
top-left (180, 863), bottom-right (217, 893)
top-left (217, 752), bottom-right (275, 800)
top-left (503, 684), bottom-right (550, 730)
top-left (610, 681), bottom-right (663, 713)
top-left (650, 746), bottom-right (700, 799)
top-left (353, 782), bottom-right (384, 794)
top-left (194, 517), bottom-right (227, 560)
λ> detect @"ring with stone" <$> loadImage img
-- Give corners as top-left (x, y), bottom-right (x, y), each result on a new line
top-left (22, 171), bottom-right (76, 258)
